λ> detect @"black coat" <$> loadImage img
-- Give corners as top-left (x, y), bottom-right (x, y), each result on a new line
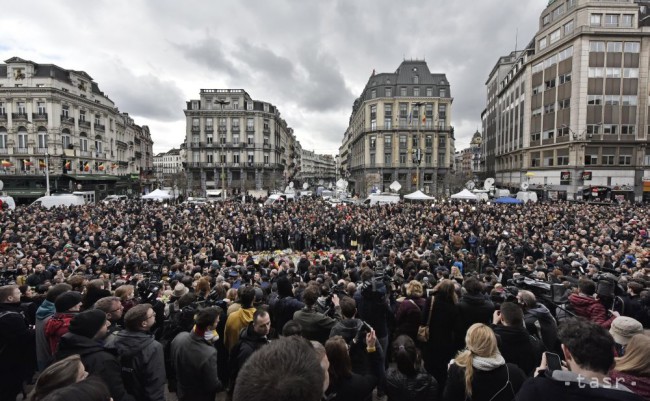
top-left (326, 348), bottom-right (383, 401)
top-left (456, 294), bottom-right (494, 349)
top-left (56, 332), bottom-right (135, 401)
top-left (492, 325), bottom-right (543, 376)
top-left (0, 303), bottom-right (35, 399)
top-left (386, 367), bottom-right (438, 401)
top-left (443, 362), bottom-right (526, 401)
top-left (269, 295), bottom-right (304, 334)
top-left (515, 373), bottom-right (644, 401)
top-left (422, 296), bottom-right (458, 390)
top-left (229, 324), bottom-right (269, 388)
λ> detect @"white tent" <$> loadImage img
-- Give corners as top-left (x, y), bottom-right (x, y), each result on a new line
top-left (141, 189), bottom-right (174, 201)
top-left (404, 190), bottom-right (435, 201)
top-left (450, 189), bottom-right (479, 201)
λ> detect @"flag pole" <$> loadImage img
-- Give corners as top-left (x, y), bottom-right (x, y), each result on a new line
top-left (45, 153), bottom-right (50, 196)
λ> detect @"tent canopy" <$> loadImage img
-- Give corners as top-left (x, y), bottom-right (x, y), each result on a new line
top-left (404, 190), bottom-right (435, 200)
top-left (494, 196), bottom-right (523, 204)
top-left (450, 189), bottom-right (478, 200)
top-left (141, 189), bottom-right (174, 200)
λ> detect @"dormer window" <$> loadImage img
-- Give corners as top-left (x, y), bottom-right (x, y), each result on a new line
top-left (14, 69), bottom-right (25, 80)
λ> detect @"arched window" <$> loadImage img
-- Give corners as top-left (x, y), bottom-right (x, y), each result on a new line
top-left (94, 135), bottom-right (103, 154)
top-left (0, 127), bottom-right (7, 149)
top-left (17, 127), bottom-right (28, 150)
top-left (38, 127), bottom-right (48, 149)
top-left (61, 128), bottom-right (71, 149)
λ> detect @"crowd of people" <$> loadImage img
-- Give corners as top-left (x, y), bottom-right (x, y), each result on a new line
top-left (0, 197), bottom-right (648, 401)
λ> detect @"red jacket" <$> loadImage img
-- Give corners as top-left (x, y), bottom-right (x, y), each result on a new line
top-left (568, 294), bottom-right (616, 328)
top-left (44, 313), bottom-right (75, 354)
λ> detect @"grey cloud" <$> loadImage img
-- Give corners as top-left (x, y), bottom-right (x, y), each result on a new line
top-left (174, 37), bottom-right (240, 78)
top-left (99, 62), bottom-right (186, 122)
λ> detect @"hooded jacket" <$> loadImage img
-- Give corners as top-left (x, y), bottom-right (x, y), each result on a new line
top-left (524, 304), bottom-right (558, 351)
top-left (35, 300), bottom-right (56, 371)
top-left (56, 332), bottom-right (135, 401)
top-left (569, 294), bottom-right (616, 328)
top-left (44, 312), bottom-right (76, 354)
top-left (109, 330), bottom-right (166, 401)
top-left (224, 307), bottom-right (255, 351)
top-left (385, 367), bottom-right (438, 401)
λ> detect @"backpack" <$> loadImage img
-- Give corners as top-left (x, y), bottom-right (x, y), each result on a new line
top-left (119, 352), bottom-right (145, 400)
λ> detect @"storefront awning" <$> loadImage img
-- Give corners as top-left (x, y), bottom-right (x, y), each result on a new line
top-left (5, 189), bottom-right (46, 198)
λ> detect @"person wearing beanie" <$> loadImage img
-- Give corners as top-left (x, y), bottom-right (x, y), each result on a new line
top-left (35, 283), bottom-right (72, 371)
top-left (55, 309), bottom-right (135, 401)
top-left (609, 316), bottom-right (644, 356)
top-left (44, 291), bottom-right (82, 356)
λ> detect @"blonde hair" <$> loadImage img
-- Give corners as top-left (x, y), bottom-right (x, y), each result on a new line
top-left (615, 334), bottom-right (650, 376)
top-left (453, 323), bottom-right (499, 399)
top-left (406, 280), bottom-right (424, 298)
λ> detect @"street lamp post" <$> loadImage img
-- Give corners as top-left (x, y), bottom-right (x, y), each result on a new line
top-left (412, 102), bottom-right (425, 191)
top-left (215, 99), bottom-right (230, 201)
top-left (561, 124), bottom-right (590, 200)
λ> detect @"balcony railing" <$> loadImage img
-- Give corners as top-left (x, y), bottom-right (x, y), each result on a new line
top-left (231, 127), bottom-right (240, 133)
top-left (61, 115), bottom-right (75, 125)
top-left (0, 113), bottom-right (7, 121)
top-left (78, 120), bottom-right (91, 128)
top-left (246, 142), bottom-right (255, 148)
top-left (263, 143), bottom-right (271, 149)
top-left (32, 113), bottom-right (48, 121)
top-left (246, 126), bottom-right (255, 132)
top-left (94, 123), bottom-right (105, 131)
top-left (0, 148), bottom-right (8, 154)
top-left (205, 127), bottom-right (214, 133)
top-left (191, 126), bottom-right (200, 133)
top-left (13, 147), bottom-right (29, 154)
top-left (34, 147), bottom-right (48, 154)
top-left (12, 113), bottom-right (28, 121)
top-left (218, 126), bottom-right (227, 133)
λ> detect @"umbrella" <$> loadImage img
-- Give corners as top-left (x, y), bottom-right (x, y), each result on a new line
top-left (493, 197), bottom-right (523, 204)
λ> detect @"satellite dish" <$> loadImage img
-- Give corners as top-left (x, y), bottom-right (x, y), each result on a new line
top-left (520, 182), bottom-right (529, 191)
top-left (302, 182), bottom-right (309, 190)
top-left (484, 178), bottom-right (495, 190)
top-left (336, 179), bottom-right (348, 190)
top-left (389, 180), bottom-right (402, 192)
top-left (0, 180), bottom-right (4, 191)
top-left (465, 180), bottom-right (475, 190)
top-left (289, 182), bottom-right (294, 188)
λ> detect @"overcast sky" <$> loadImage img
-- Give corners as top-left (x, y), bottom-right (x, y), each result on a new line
top-left (1, 0), bottom-right (543, 156)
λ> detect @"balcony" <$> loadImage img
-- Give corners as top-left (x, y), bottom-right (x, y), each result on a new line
top-left (78, 120), bottom-right (91, 128)
top-left (94, 123), bottom-right (105, 131)
top-left (34, 147), bottom-right (48, 155)
top-left (231, 127), bottom-right (240, 133)
top-left (13, 147), bottom-right (29, 154)
top-left (61, 115), bottom-right (75, 125)
top-left (246, 126), bottom-right (255, 133)
top-left (80, 150), bottom-right (91, 157)
top-left (263, 127), bottom-right (270, 134)
top-left (0, 113), bottom-right (6, 121)
top-left (218, 126), bottom-right (227, 133)
top-left (205, 127), bottom-right (214, 133)
top-left (191, 126), bottom-right (200, 133)
top-left (263, 143), bottom-right (271, 149)
top-left (12, 113), bottom-right (28, 121)
top-left (32, 113), bottom-right (48, 122)
top-left (0, 148), bottom-right (7, 154)
top-left (246, 142), bottom-right (255, 148)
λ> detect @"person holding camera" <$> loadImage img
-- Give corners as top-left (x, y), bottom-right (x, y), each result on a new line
top-left (569, 278), bottom-right (619, 328)
top-left (293, 284), bottom-right (341, 344)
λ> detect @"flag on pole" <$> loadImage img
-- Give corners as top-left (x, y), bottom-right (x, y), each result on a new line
top-left (1, 160), bottom-right (13, 168)
top-left (84, 162), bottom-right (90, 172)
top-left (23, 159), bottom-right (33, 167)
top-left (111, 163), bottom-right (117, 169)
top-left (98, 163), bottom-right (105, 171)
top-left (39, 159), bottom-right (47, 169)
top-left (422, 114), bottom-right (427, 125)
top-left (64, 160), bottom-right (71, 170)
